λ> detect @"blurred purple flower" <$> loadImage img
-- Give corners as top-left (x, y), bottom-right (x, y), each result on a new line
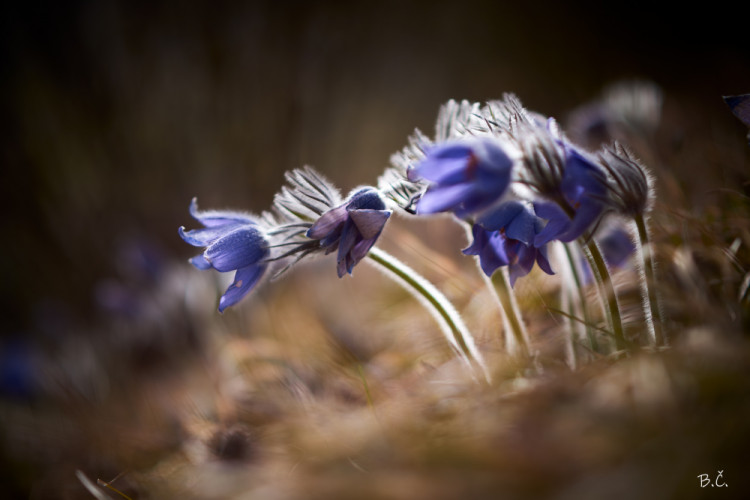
top-left (465, 201), bottom-right (554, 286)
top-left (179, 198), bottom-right (269, 312)
top-left (598, 226), bottom-right (635, 268)
top-left (306, 187), bottom-right (391, 277)
top-left (409, 139), bottom-right (513, 217)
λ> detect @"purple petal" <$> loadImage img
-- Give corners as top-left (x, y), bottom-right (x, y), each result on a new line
top-left (462, 224), bottom-right (489, 255)
top-left (189, 198), bottom-right (256, 227)
top-left (349, 237), bottom-right (378, 265)
top-left (218, 265), bottom-right (266, 312)
top-left (556, 200), bottom-right (605, 242)
top-left (462, 225), bottom-right (508, 277)
top-left (307, 205), bottom-right (348, 239)
top-left (535, 246), bottom-right (555, 276)
top-left (413, 156), bottom-right (471, 184)
top-left (349, 209), bottom-right (390, 240)
top-left (724, 94), bottom-right (750, 127)
top-left (599, 228), bottom-right (635, 268)
top-left (179, 224), bottom-right (244, 247)
top-left (479, 201), bottom-right (525, 231)
top-left (336, 220), bottom-right (360, 277)
top-left (508, 245), bottom-right (536, 287)
top-left (204, 226), bottom-right (268, 272)
top-left (505, 207), bottom-right (537, 246)
top-left (474, 140), bottom-right (513, 176)
top-left (416, 183), bottom-right (476, 214)
top-left (189, 254), bottom-right (213, 270)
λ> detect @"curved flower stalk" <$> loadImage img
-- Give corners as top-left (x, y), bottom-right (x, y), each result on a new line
top-left (367, 246), bottom-right (490, 383)
top-left (179, 198), bottom-right (270, 312)
top-left (598, 143), bottom-right (664, 346)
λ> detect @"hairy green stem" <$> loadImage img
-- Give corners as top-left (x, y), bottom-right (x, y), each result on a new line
top-left (489, 269), bottom-right (529, 357)
top-left (367, 246), bottom-right (490, 382)
top-left (562, 243), bottom-right (598, 354)
top-left (634, 214), bottom-right (665, 346)
top-left (580, 239), bottom-right (626, 352)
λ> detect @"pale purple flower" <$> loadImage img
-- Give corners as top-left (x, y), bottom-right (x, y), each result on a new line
top-left (530, 143), bottom-right (610, 246)
top-left (409, 138), bottom-right (514, 218)
top-left (179, 198), bottom-right (269, 312)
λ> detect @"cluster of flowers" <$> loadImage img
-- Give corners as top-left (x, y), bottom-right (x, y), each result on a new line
top-left (180, 93), bottom-right (652, 311)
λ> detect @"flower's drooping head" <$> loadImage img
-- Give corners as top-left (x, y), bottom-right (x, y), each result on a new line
top-left (598, 142), bottom-right (654, 217)
top-left (179, 198), bottom-right (269, 312)
top-left (271, 167), bottom-right (391, 278)
top-left (514, 120), bottom-right (568, 200)
top-left (409, 138), bottom-right (514, 218)
top-left (464, 201), bottom-right (554, 286)
top-left (306, 187), bottom-right (391, 277)
top-left (514, 124), bottom-right (610, 246)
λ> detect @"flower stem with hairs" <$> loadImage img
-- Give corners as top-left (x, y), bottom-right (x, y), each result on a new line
top-left (580, 239), bottom-right (627, 352)
top-left (366, 246), bottom-right (490, 382)
top-left (634, 214), bottom-right (665, 346)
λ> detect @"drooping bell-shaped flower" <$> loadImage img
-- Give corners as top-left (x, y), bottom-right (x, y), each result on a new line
top-left (409, 138), bottom-right (514, 218)
top-left (532, 143), bottom-right (610, 246)
top-left (270, 167), bottom-right (391, 278)
top-left (464, 201), bottom-right (554, 286)
top-left (179, 198), bottom-right (269, 312)
top-left (597, 142), bottom-right (653, 217)
top-left (307, 187), bottom-right (391, 277)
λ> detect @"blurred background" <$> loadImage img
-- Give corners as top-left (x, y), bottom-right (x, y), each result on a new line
top-left (2, 0), bottom-right (750, 498)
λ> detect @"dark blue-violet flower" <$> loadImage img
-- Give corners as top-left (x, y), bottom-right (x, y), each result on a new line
top-left (306, 187), bottom-right (391, 277)
top-left (409, 138), bottom-right (514, 218)
top-left (179, 198), bottom-right (269, 312)
top-left (464, 201), bottom-right (554, 286)
top-left (533, 144), bottom-right (609, 246)
top-left (271, 168), bottom-right (391, 278)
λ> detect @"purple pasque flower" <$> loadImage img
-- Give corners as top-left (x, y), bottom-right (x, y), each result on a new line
top-left (532, 143), bottom-right (610, 247)
top-left (409, 138), bottom-right (514, 218)
top-left (270, 168), bottom-right (392, 278)
top-left (179, 198), bottom-right (269, 312)
top-left (306, 187), bottom-right (391, 278)
top-left (464, 201), bottom-right (554, 286)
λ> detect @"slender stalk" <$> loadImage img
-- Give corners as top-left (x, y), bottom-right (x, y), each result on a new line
top-left (580, 238), bottom-right (627, 352)
top-left (489, 269), bottom-right (529, 357)
top-left (562, 243), bottom-right (598, 353)
top-left (366, 246), bottom-right (490, 382)
top-left (634, 214), bottom-right (665, 346)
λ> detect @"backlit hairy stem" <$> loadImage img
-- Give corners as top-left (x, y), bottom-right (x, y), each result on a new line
top-left (634, 214), bottom-right (665, 346)
top-left (489, 269), bottom-right (529, 357)
top-left (562, 243), bottom-right (598, 353)
top-left (580, 239), bottom-right (627, 352)
top-left (367, 246), bottom-right (490, 383)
